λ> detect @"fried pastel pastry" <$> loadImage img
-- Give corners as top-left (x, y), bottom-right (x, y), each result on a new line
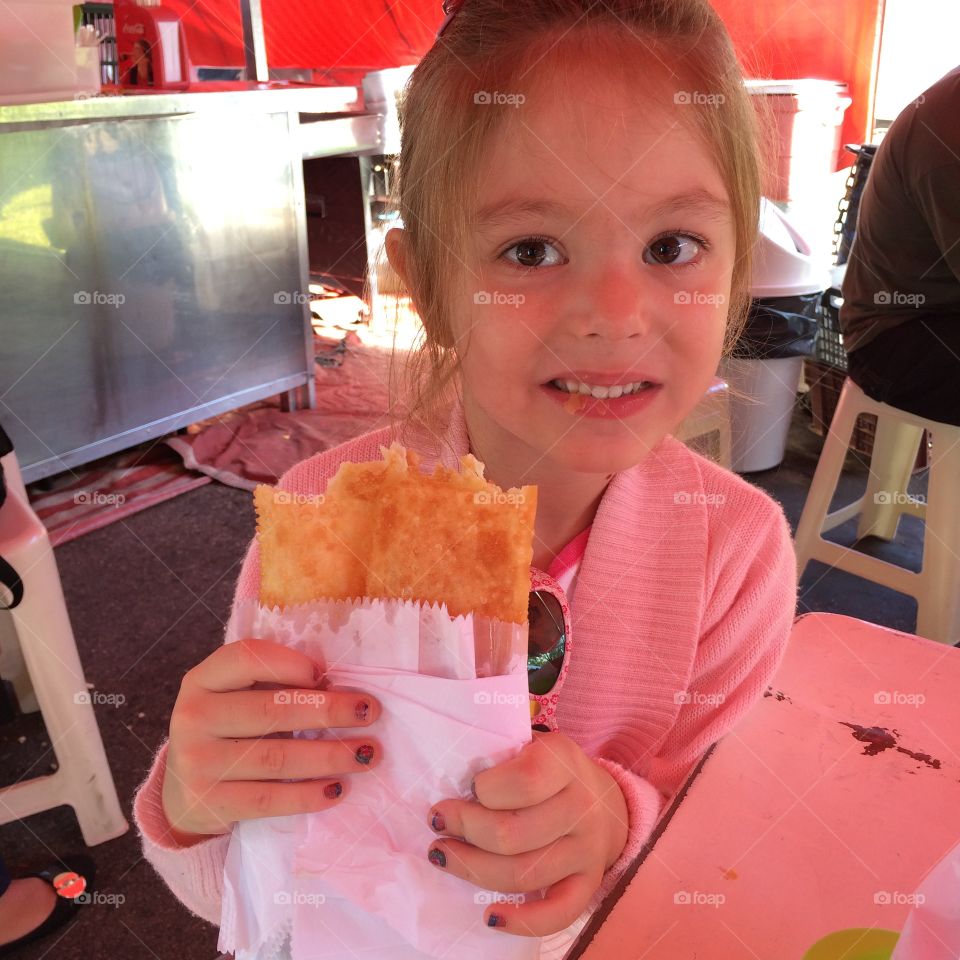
top-left (254, 442), bottom-right (536, 624)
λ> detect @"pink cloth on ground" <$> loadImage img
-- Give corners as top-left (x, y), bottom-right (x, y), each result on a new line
top-left (133, 397), bottom-right (798, 933)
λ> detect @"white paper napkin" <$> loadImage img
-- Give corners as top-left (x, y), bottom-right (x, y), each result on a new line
top-left (218, 598), bottom-right (541, 960)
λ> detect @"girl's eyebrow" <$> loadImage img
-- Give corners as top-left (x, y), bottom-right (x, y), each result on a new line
top-left (474, 188), bottom-right (731, 227)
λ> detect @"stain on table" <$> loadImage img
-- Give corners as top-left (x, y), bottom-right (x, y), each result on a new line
top-left (763, 685), bottom-right (793, 703)
top-left (839, 722), bottom-right (941, 769)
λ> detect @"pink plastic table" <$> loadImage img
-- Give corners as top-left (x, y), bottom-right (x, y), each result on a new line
top-left (570, 612), bottom-right (960, 959)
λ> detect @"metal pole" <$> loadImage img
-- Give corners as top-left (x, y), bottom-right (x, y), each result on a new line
top-left (239, 0), bottom-right (269, 82)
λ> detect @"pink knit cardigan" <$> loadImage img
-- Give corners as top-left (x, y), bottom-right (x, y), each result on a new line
top-left (133, 399), bottom-right (798, 928)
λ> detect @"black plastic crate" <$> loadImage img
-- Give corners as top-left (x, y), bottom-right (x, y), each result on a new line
top-left (814, 287), bottom-right (848, 371)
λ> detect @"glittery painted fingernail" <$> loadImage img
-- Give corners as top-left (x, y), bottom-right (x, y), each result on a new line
top-left (487, 914), bottom-right (506, 928)
top-left (470, 778), bottom-right (477, 800)
top-left (324, 782), bottom-right (342, 799)
top-left (355, 744), bottom-right (375, 765)
top-left (355, 700), bottom-right (370, 722)
top-left (428, 847), bottom-right (446, 868)
top-left (430, 810), bottom-right (445, 832)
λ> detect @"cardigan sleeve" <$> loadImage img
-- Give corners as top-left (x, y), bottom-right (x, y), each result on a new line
top-left (132, 739), bottom-right (231, 926)
top-left (590, 492), bottom-right (797, 905)
top-left (587, 757), bottom-right (668, 907)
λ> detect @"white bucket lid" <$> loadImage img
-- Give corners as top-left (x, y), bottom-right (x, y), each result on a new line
top-left (750, 198), bottom-right (831, 298)
top-left (744, 78), bottom-right (849, 106)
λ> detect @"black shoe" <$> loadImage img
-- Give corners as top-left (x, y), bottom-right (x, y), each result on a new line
top-left (0, 854), bottom-right (96, 956)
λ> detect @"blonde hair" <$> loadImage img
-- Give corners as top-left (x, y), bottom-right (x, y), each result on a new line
top-left (374, 0), bottom-right (774, 449)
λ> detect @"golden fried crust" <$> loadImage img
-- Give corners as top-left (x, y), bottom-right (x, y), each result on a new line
top-left (254, 442), bottom-right (536, 623)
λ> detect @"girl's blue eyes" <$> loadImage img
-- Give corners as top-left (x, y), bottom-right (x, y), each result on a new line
top-left (499, 232), bottom-right (709, 271)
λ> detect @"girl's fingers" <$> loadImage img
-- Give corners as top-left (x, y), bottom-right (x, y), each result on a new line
top-left (208, 736), bottom-right (383, 782)
top-left (429, 834), bottom-right (581, 896)
top-left (165, 638), bottom-right (384, 835)
top-left (430, 785), bottom-right (574, 857)
top-left (188, 638), bottom-right (323, 694)
top-left (207, 777), bottom-right (350, 824)
top-left (203, 688), bottom-right (379, 738)
top-left (163, 734), bottom-right (380, 837)
top-left (474, 732), bottom-right (573, 810)
top-left (482, 871), bottom-right (597, 938)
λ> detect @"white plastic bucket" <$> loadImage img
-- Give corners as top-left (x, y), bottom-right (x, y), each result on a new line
top-left (745, 79), bottom-right (852, 204)
top-left (719, 356), bottom-right (804, 473)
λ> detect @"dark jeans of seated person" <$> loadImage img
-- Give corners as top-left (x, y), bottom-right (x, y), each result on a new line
top-left (846, 314), bottom-right (960, 428)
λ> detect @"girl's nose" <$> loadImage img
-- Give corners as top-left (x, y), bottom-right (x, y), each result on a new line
top-left (574, 258), bottom-right (655, 341)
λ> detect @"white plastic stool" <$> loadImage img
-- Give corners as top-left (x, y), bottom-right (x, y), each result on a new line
top-left (794, 378), bottom-right (960, 645)
top-left (676, 376), bottom-right (732, 469)
top-left (0, 449), bottom-right (128, 845)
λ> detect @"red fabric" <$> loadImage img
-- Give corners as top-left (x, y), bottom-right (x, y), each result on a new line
top-left (163, 0), bottom-right (439, 73)
top-left (711, 0), bottom-right (884, 159)
top-left (165, 1), bottom-right (881, 158)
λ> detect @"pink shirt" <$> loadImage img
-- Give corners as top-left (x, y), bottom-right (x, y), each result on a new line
top-left (548, 526), bottom-right (590, 600)
top-left (132, 399), bottom-right (798, 932)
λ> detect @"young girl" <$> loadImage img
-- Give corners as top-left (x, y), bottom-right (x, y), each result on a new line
top-left (134, 0), bottom-right (797, 952)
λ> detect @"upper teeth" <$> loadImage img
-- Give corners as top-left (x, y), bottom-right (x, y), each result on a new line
top-left (552, 379), bottom-right (651, 399)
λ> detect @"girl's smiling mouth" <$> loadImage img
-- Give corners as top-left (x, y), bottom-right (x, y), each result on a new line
top-left (548, 378), bottom-right (655, 399)
top-left (540, 374), bottom-right (662, 418)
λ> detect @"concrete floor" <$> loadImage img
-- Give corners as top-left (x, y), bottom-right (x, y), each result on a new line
top-left (0, 398), bottom-right (935, 959)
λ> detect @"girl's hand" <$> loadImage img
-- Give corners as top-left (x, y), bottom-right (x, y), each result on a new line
top-left (161, 638), bottom-right (383, 844)
top-left (425, 731), bottom-right (629, 937)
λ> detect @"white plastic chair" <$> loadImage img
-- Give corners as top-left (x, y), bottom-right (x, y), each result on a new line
top-left (794, 377), bottom-right (960, 645)
top-left (0, 448), bottom-right (128, 845)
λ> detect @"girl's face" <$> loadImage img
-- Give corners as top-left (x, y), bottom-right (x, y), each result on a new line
top-left (451, 62), bottom-right (738, 478)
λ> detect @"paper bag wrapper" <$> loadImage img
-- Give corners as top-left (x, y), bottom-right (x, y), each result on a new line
top-left (218, 597), bottom-right (542, 960)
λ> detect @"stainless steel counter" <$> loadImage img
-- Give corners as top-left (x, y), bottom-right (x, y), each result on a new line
top-left (0, 85), bottom-right (362, 124)
top-left (0, 87), bottom-right (384, 482)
